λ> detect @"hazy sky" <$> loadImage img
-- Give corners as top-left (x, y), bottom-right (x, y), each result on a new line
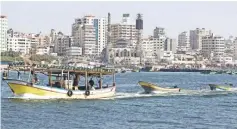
top-left (2, 1), bottom-right (237, 39)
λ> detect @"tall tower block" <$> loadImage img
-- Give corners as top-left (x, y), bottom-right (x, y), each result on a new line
top-left (135, 13), bottom-right (143, 65)
top-left (106, 12), bottom-right (112, 64)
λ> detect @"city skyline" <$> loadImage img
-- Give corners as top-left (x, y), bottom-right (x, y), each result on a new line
top-left (2, 1), bottom-right (237, 38)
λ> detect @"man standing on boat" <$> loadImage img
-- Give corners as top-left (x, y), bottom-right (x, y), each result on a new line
top-left (17, 69), bottom-right (21, 80)
top-left (89, 78), bottom-right (95, 90)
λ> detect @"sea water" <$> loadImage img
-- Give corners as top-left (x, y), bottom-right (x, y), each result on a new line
top-left (1, 72), bottom-right (237, 129)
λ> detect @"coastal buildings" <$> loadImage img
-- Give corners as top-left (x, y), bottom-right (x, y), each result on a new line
top-left (202, 34), bottom-right (225, 62)
top-left (6, 31), bottom-right (41, 54)
top-left (190, 28), bottom-right (211, 50)
top-left (111, 14), bottom-right (138, 45)
top-left (234, 38), bottom-right (237, 60)
top-left (7, 37), bottom-right (31, 54)
top-left (0, 15), bottom-right (8, 52)
top-left (178, 31), bottom-right (190, 48)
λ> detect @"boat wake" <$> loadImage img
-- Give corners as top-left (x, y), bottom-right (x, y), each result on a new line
top-left (110, 89), bottom-right (237, 100)
top-left (7, 94), bottom-right (65, 100)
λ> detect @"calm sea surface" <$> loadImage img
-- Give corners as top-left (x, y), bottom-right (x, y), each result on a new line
top-left (1, 72), bottom-right (237, 129)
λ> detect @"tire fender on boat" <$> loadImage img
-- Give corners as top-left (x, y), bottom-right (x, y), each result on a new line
top-left (85, 90), bottom-right (90, 96)
top-left (67, 90), bottom-right (73, 97)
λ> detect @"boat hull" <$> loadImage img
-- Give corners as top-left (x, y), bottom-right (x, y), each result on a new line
top-left (138, 81), bottom-right (181, 93)
top-left (6, 79), bottom-right (116, 99)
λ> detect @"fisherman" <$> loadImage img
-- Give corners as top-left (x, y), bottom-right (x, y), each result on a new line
top-left (173, 85), bottom-right (178, 88)
top-left (17, 70), bottom-right (21, 80)
top-left (89, 78), bottom-right (95, 90)
top-left (2, 70), bottom-right (8, 80)
top-left (98, 79), bottom-right (102, 88)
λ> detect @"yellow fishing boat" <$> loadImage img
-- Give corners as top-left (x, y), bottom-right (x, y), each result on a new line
top-left (138, 81), bottom-right (181, 93)
top-left (3, 62), bottom-right (116, 99)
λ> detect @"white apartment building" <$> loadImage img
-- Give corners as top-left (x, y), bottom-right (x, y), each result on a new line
top-left (190, 28), bottom-right (211, 50)
top-left (142, 38), bottom-right (154, 58)
top-left (36, 46), bottom-right (50, 55)
top-left (178, 31), bottom-right (190, 48)
top-left (0, 15), bottom-right (8, 52)
top-left (6, 31), bottom-right (41, 54)
top-left (72, 15), bottom-right (106, 56)
top-left (202, 34), bottom-right (225, 61)
top-left (153, 37), bottom-right (165, 59)
top-left (165, 38), bottom-right (177, 54)
top-left (7, 37), bottom-right (31, 54)
top-left (66, 47), bottom-right (82, 57)
top-left (94, 17), bottom-right (107, 55)
top-left (111, 14), bottom-right (138, 45)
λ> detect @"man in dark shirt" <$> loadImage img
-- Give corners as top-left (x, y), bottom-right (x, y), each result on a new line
top-left (89, 78), bottom-right (94, 87)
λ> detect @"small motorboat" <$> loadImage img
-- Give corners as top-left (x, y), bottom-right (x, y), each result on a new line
top-left (138, 81), bottom-right (181, 93)
top-left (208, 84), bottom-right (237, 91)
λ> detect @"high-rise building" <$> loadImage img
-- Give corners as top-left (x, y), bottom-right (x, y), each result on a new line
top-left (190, 28), bottom-right (211, 50)
top-left (202, 34), bottom-right (225, 61)
top-left (165, 38), bottom-right (177, 54)
top-left (93, 17), bottom-right (108, 55)
top-left (153, 37), bottom-right (165, 57)
top-left (0, 15), bottom-right (8, 52)
top-left (72, 15), bottom-right (107, 56)
top-left (111, 14), bottom-right (138, 45)
top-left (178, 31), bottom-right (190, 48)
top-left (142, 37), bottom-right (155, 58)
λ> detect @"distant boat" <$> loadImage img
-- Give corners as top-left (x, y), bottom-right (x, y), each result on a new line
top-left (208, 84), bottom-right (237, 91)
top-left (138, 81), bottom-right (181, 93)
top-left (160, 68), bottom-right (212, 73)
top-left (200, 71), bottom-right (216, 74)
top-left (140, 66), bottom-right (153, 72)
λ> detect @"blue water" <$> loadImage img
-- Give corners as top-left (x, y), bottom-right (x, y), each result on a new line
top-left (0, 61), bottom-right (11, 65)
top-left (1, 72), bottom-right (237, 129)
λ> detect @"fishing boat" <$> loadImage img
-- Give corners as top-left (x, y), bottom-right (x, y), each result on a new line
top-left (200, 71), bottom-right (216, 74)
top-left (208, 84), bottom-right (237, 91)
top-left (3, 62), bottom-right (116, 99)
top-left (138, 81), bottom-right (181, 93)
